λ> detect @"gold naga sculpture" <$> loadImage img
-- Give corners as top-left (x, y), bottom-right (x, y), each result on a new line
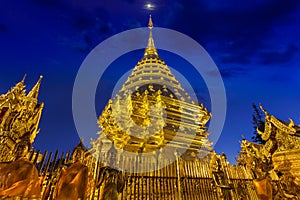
top-left (0, 133), bottom-right (41, 199)
top-left (239, 139), bottom-right (274, 200)
top-left (238, 104), bottom-right (300, 200)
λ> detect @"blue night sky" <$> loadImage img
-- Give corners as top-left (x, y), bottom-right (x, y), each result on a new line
top-left (0, 0), bottom-right (300, 163)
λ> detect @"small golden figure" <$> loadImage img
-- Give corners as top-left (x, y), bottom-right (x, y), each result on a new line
top-left (54, 141), bottom-right (88, 200)
top-left (0, 135), bottom-right (41, 199)
top-left (241, 141), bottom-right (273, 200)
top-left (97, 167), bottom-right (125, 200)
top-left (210, 152), bottom-right (233, 200)
top-left (97, 144), bottom-right (125, 200)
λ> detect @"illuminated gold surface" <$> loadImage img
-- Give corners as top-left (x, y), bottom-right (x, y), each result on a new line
top-left (0, 75), bottom-right (44, 162)
top-left (90, 16), bottom-right (259, 200)
top-left (0, 136), bottom-right (41, 199)
top-left (6, 16), bottom-right (300, 199)
top-left (95, 16), bottom-right (212, 157)
top-left (237, 105), bottom-right (300, 199)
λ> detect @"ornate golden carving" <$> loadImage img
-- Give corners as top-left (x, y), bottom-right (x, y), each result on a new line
top-left (54, 141), bottom-right (89, 200)
top-left (210, 152), bottom-right (234, 199)
top-left (238, 105), bottom-right (300, 199)
top-left (0, 134), bottom-right (41, 199)
top-left (96, 16), bottom-right (212, 157)
top-left (2, 17), bottom-right (287, 199)
top-left (0, 76), bottom-right (44, 162)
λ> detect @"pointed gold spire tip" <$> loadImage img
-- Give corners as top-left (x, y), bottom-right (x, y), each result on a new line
top-left (27, 75), bottom-right (43, 99)
top-left (148, 15), bottom-right (153, 29)
top-left (144, 15), bottom-right (158, 57)
top-left (22, 74), bottom-right (27, 83)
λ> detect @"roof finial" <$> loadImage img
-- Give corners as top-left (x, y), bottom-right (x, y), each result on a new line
top-left (144, 15), bottom-right (158, 57)
top-left (21, 74), bottom-right (27, 83)
top-left (27, 75), bottom-right (43, 99)
top-left (148, 15), bottom-right (153, 29)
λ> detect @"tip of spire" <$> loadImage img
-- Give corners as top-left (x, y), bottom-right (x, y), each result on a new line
top-left (148, 15), bottom-right (153, 29)
top-left (27, 75), bottom-right (43, 99)
top-left (144, 15), bottom-right (158, 57)
top-left (22, 74), bottom-right (27, 83)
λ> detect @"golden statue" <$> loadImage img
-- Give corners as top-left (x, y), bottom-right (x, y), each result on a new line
top-left (97, 167), bottom-right (125, 200)
top-left (251, 157), bottom-right (273, 200)
top-left (240, 140), bottom-right (273, 200)
top-left (272, 160), bottom-right (300, 199)
top-left (0, 134), bottom-right (41, 199)
top-left (210, 152), bottom-right (233, 200)
top-left (97, 144), bottom-right (125, 200)
top-left (54, 141), bottom-right (89, 200)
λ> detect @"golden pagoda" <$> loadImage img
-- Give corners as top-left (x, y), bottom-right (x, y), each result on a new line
top-left (94, 15), bottom-right (212, 161)
top-left (0, 17), bottom-right (267, 199)
top-left (88, 16), bottom-right (259, 199)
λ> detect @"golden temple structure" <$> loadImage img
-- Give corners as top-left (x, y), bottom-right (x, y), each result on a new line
top-left (1, 16), bottom-right (299, 199)
top-left (0, 75), bottom-right (43, 162)
top-left (237, 105), bottom-right (300, 199)
top-left (94, 15), bottom-right (212, 159)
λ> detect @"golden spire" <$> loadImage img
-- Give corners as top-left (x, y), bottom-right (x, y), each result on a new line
top-left (21, 74), bottom-right (27, 84)
top-left (27, 75), bottom-right (43, 99)
top-left (144, 15), bottom-right (158, 57)
top-left (148, 14), bottom-right (153, 29)
top-left (9, 75), bottom-right (27, 96)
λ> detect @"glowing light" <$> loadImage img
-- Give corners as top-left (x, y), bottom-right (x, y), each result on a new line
top-left (145, 3), bottom-right (155, 10)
